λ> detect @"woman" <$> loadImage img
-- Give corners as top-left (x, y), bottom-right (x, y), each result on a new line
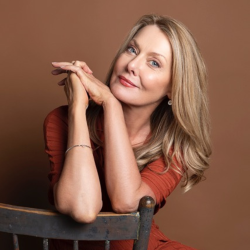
top-left (44, 14), bottom-right (211, 250)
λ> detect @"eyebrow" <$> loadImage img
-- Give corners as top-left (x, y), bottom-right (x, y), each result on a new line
top-left (130, 39), bottom-right (167, 62)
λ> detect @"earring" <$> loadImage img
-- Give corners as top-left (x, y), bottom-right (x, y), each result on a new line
top-left (168, 100), bottom-right (172, 106)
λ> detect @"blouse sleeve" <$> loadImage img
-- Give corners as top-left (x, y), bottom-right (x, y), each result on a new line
top-left (43, 106), bottom-right (68, 205)
top-left (141, 157), bottom-right (183, 213)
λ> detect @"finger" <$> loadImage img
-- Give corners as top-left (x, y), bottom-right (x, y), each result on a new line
top-left (51, 69), bottom-right (68, 75)
top-left (52, 61), bottom-right (93, 74)
top-left (60, 65), bottom-right (85, 76)
top-left (60, 65), bottom-right (91, 89)
top-left (52, 62), bottom-right (73, 68)
top-left (64, 85), bottom-right (68, 100)
top-left (58, 78), bottom-right (67, 86)
top-left (73, 60), bottom-right (93, 74)
top-left (83, 64), bottom-right (93, 74)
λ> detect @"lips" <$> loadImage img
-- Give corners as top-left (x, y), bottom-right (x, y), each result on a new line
top-left (118, 75), bottom-right (137, 88)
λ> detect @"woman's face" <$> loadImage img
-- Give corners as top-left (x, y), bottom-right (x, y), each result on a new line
top-left (110, 25), bottom-right (172, 110)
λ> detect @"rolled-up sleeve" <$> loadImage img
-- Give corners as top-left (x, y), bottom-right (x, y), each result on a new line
top-left (141, 157), bottom-right (183, 213)
top-left (43, 106), bottom-right (68, 205)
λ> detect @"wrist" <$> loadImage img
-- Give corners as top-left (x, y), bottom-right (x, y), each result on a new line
top-left (102, 95), bottom-right (120, 110)
top-left (68, 103), bottom-right (87, 117)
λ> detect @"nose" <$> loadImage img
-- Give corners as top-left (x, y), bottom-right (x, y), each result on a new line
top-left (126, 56), bottom-right (142, 76)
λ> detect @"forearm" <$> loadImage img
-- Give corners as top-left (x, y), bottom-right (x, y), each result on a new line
top-left (103, 99), bottom-right (144, 212)
top-left (54, 106), bottom-right (102, 222)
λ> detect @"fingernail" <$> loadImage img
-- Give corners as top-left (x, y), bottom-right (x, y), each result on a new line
top-left (60, 66), bottom-right (65, 68)
top-left (51, 69), bottom-right (60, 75)
top-left (58, 79), bottom-right (65, 86)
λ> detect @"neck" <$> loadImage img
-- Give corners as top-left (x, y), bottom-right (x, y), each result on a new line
top-left (122, 103), bottom-right (154, 145)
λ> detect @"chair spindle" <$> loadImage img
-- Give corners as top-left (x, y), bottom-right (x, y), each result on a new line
top-left (12, 234), bottom-right (19, 250)
top-left (43, 238), bottom-right (49, 250)
top-left (74, 240), bottom-right (79, 250)
top-left (105, 240), bottom-right (110, 250)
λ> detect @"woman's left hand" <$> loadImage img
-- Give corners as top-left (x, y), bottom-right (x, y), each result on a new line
top-left (52, 61), bottom-right (114, 106)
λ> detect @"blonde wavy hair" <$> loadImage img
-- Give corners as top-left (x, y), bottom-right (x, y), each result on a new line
top-left (87, 14), bottom-right (212, 192)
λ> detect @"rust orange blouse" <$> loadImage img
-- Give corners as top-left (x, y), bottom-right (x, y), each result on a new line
top-left (43, 106), bottom-right (196, 250)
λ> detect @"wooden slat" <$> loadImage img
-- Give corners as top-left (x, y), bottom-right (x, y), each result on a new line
top-left (0, 204), bottom-right (133, 217)
top-left (0, 203), bottom-right (140, 241)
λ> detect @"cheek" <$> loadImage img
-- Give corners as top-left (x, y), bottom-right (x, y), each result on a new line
top-left (146, 73), bottom-right (156, 82)
top-left (164, 72), bottom-right (172, 92)
top-left (143, 73), bottom-right (165, 87)
top-left (110, 62), bottom-right (120, 84)
top-left (114, 56), bottom-right (123, 70)
top-left (114, 54), bottom-right (129, 72)
top-left (145, 72), bottom-right (172, 94)
top-left (110, 73), bottom-right (115, 87)
top-left (110, 56), bottom-right (126, 84)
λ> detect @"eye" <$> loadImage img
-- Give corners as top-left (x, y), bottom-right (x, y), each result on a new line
top-left (149, 60), bottom-right (160, 68)
top-left (127, 46), bottom-right (137, 55)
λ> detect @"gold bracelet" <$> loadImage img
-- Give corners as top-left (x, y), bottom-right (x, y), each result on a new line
top-left (65, 144), bottom-right (92, 154)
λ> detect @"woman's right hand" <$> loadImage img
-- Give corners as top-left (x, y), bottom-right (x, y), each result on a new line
top-left (53, 61), bottom-right (115, 107)
top-left (65, 72), bottom-right (90, 110)
top-left (52, 61), bottom-right (92, 110)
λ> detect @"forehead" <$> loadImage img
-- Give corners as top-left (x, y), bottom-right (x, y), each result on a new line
top-left (132, 25), bottom-right (172, 57)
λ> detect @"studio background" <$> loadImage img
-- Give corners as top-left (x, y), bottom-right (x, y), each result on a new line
top-left (0, 0), bottom-right (249, 249)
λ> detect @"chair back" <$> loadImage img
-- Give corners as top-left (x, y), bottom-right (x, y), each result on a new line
top-left (0, 196), bottom-right (155, 250)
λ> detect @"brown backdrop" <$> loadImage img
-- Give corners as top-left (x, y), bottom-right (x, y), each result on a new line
top-left (0, 0), bottom-right (249, 249)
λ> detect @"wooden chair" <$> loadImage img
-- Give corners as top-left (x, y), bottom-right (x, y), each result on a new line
top-left (0, 196), bottom-right (155, 250)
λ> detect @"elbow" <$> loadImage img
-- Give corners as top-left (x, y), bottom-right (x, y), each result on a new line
top-left (55, 200), bottom-right (102, 224)
top-left (70, 209), bottom-right (98, 223)
top-left (111, 200), bottom-right (138, 214)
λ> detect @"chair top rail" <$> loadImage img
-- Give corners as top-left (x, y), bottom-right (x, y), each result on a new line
top-left (0, 203), bottom-right (138, 217)
top-left (0, 203), bottom-right (140, 241)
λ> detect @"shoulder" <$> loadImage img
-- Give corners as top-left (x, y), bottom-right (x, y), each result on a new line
top-left (44, 105), bottom-right (68, 123)
top-left (141, 156), bottom-right (183, 212)
top-left (43, 106), bottom-right (69, 144)
top-left (44, 106), bottom-right (68, 129)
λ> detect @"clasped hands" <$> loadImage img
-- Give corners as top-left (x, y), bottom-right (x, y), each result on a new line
top-left (51, 61), bottom-right (112, 108)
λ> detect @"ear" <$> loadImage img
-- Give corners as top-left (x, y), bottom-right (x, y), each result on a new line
top-left (165, 81), bottom-right (172, 100)
top-left (166, 90), bottom-right (172, 100)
